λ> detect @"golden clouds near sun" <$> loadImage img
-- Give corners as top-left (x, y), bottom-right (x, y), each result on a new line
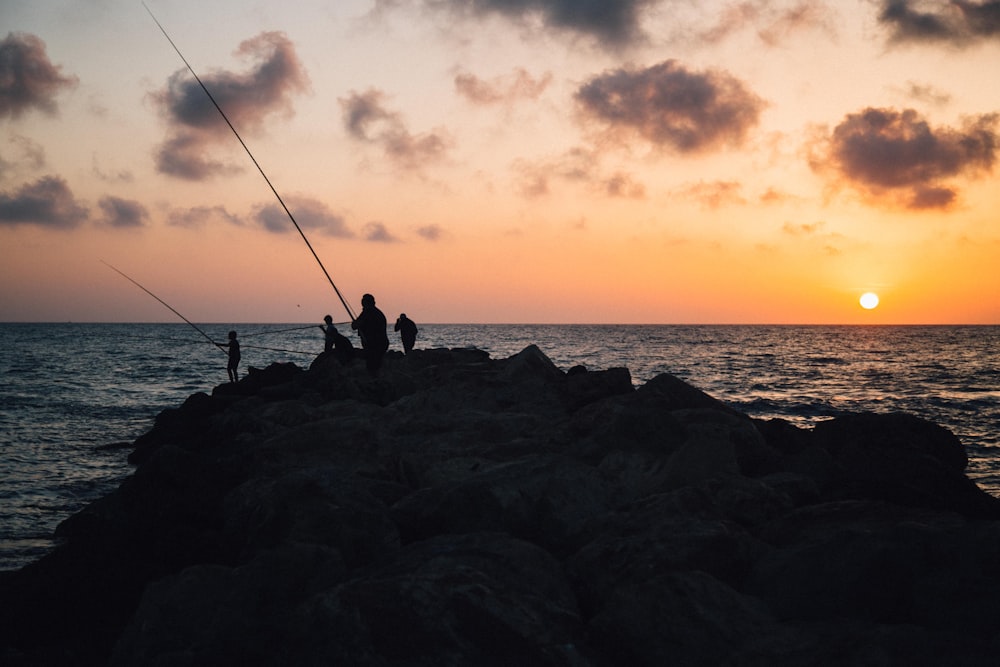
top-left (860, 292), bottom-right (880, 309)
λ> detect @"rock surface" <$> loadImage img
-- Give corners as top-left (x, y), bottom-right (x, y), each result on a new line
top-left (3, 345), bottom-right (1000, 666)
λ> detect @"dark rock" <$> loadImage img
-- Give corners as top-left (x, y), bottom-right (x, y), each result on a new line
top-left (3, 344), bottom-right (1000, 666)
top-left (279, 532), bottom-right (589, 666)
top-left (814, 412), bottom-right (1000, 517)
top-left (589, 570), bottom-right (781, 666)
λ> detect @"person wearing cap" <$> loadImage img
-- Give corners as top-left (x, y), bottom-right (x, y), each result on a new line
top-left (320, 314), bottom-right (355, 365)
top-left (394, 313), bottom-right (418, 355)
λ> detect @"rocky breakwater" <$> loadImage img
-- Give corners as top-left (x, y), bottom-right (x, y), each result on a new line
top-left (4, 345), bottom-right (1000, 666)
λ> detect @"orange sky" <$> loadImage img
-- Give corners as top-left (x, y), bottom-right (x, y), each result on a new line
top-left (2, 0), bottom-right (999, 323)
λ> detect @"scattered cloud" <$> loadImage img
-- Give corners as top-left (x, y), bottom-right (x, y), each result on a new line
top-left (91, 155), bottom-right (134, 184)
top-left (878, 0), bottom-right (1000, 47)
top-left (575, 60), bottom-right (766, 153)
top-left (899, 81), bottom-right (952, 107)
top-left (782, 220), bottom-right (825, 235)
top-left (151, 31), bottom-right (309, 180)
top-left (340, 88), bottom-right (452, 171)
top-left (0, 135), bottom-right (46, 181)
top-left (0, 176), bottom-right (88, 228)
top-left (430, 0), bottom-right (656, 48)
top-left (362, 221), bottom-right (399, 242)
top-left (0, 32), bottom-right (78, 120)
top-left (811, 107), bottom-right (998, 209)
top-left (454, 68), bottom-right (552, 106)
top-left (167, 204), bottom-right (244, 228)
top-left (759, 187), bottom-right (797, 205)
top-left (254, 196), bottom-right (353, 237)
top-left (699, 0), bottom-right (838, 47)
top-left (603, 172), bottom-right (647, 199)
top-left (675, 180), bottom-right (747, 209)
top-left (97, 196), bottom-right (148, 228)
top-left (513, 147), bottom-right (594, 197)
top-left (416, 224), bottom-right (445, 240)
top-left (513, 148), bottom-right (648, 199)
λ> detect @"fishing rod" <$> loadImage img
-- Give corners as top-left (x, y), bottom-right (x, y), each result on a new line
top-left (142, 2), bottom-right (357, 324)
top-left (101, 260), bottom-right (226, 356)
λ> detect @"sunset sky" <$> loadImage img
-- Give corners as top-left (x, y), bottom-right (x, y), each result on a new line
top-left (2, 0), bottom-right (999, 324)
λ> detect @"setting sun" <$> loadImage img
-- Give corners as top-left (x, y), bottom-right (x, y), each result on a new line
top-left (860, 292), bottom-right (880, 310)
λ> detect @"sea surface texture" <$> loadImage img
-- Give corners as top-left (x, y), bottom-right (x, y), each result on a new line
top-left (1, 322), bottom-right (997, 570)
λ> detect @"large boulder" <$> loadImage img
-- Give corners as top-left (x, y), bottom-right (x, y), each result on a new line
top-left (4, 344), bottom-right (1000, 666)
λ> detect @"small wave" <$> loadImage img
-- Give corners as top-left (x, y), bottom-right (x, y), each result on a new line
top-left (804, 356), bottom-right (850, 366)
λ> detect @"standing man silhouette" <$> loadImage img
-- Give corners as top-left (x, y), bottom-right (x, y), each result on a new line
top-left (217, 330), bottom-right (241, 383)
top-left (351, 294), bottom-right (389, 374)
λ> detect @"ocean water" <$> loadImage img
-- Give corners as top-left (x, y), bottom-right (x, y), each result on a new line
top-left (1, 323), bottom-right (998, 570)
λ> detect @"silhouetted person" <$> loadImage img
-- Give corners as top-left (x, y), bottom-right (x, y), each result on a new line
top-left (319, 314), bottom-right (355, 365)
top-left (217, 330), bottom-right (240, 383)
top-left (320, 315), bottom-right (337, 353)
top-left (351, 293), bottom-right (389, 374)
top-left (394, 313), bottom-right (418, 354)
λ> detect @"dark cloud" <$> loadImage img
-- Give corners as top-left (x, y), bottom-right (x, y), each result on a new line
top-left (576, 60), bottom-right (766, 153)
top-left (154, 133), bottom-right (240, 180)
top-left (814, 107), bottom-right (998, 209)
top-left (254, 196), bottom-right (353, 237)
top-left (168, 205), bottom-right (244, 228)
top-left (362, 221), bottom-right (399, 242)
top-left (454, 68), bottom-right (552, 105)
top-left (432, 0), bottom-right (655, 48)
top-left (416, 224), bottom-right (445, 240)
top-left (0, 176), bottom-right (87, 228)
top-left (878, 0), bottom-right (1000, 46)
top-left (152, 32), bottom-right (309, 180)
top-left (0, 32), bottom-right (78, 120)
top-left (97, 196), bottom-right (148, 228)
top-left (340, 88), bottom-right (451, 171)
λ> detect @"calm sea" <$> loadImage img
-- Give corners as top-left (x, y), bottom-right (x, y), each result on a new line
top-left (1, 323), bottom-right (998, 570)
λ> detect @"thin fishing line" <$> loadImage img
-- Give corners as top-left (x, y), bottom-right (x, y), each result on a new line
top-left (114, 333), bottom-right (212, 346)
top-left (142, 2), bottom-right (357, 323)
top-left (101, 260), bottom-right (225, 356)
top-left (240, 324), bottom-right (317, 338)
top-left (241, 344), bottom-right (315, 355)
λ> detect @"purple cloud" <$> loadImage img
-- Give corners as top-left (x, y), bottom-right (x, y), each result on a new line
top-left (0, 33), bottom-right (78, 120)
top-left (576, 60), bottom-right (766, 153)
top-left (813, 107), bottom-right (998, 209)
top-left (0, 176), bottom-right (87, 228)
top-left (152, 32), bottom-right (309, 180)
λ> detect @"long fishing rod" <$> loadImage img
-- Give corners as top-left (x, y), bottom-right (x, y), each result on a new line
top-left (142, 2), bottom-right (357, 324)
top-left (101, 260), bottom-right (225, 355)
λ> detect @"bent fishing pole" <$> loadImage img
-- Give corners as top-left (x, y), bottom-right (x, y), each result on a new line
top-left (142, 2), bottom-right (357, 324)
top-left (101, 260), bottom-right (226, 356)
